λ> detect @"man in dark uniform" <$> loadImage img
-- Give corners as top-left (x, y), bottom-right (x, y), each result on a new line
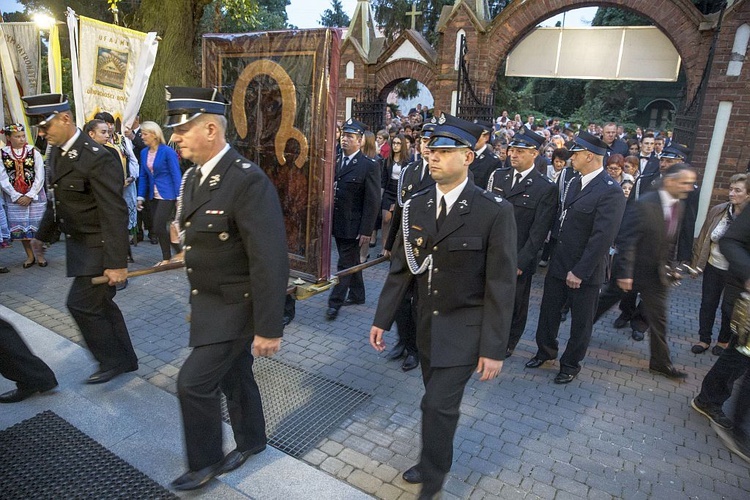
top-left (526, 132), bottom-right (626, 384)
top-left (371, 113), bottom-right (517, 498)
top-left (0, 316), bottom-right (58, 403)
top-left (487, 129), bottom-right (559, 357)
top-left (24, 93), bottom-right (138, 384)
top-left (613, 163), bottom-right (696, 379)
top-left (381, 120), bottom-right (437, 371)
top-left (469, 119), bottom-right (503, 189)
top-left (166, 87), bottom-right (289, 491)
top-left (326, 119), bottom-right (380, 320)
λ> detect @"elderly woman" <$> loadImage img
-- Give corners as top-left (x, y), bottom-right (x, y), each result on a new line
top-left (137, 121), bottom-right (182, 266)
top-left (691, 173), bottom-right (750, 355)
top-left (0, 124), bottom-right (47, 267)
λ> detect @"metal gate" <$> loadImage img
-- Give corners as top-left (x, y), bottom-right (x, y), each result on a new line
top-left (456, 35), bottom-right (495, 123)
top-left (351, 88), bottom-right (385, 133)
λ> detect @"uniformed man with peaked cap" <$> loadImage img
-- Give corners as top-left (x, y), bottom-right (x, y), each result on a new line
top-left (23, 93), bottom-right (138, 384)
top-left (469, 118), bottom-right (503, 188)
top-left (487, 129), bottom-right (559, 358)
top-left (165, 86), bottom-right (289, 490)
top-left (371, 113), bottom-right (517, 498)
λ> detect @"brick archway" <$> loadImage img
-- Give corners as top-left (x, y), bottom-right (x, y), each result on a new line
top-left (483, 0), bottom-right (709, 100)
top-left (375, 59), bottom-right (437, 97)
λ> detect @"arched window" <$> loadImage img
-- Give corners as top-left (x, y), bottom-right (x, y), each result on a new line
top-left (728, 24), bottom-right (750, 77)
top-left (346, 61), bottom-right (355, 80)
top-left (454, 30), bottom-right (466, 71)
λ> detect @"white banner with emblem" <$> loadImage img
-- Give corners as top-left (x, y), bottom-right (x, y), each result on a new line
top-left (0, 23), bottom-right (42, 142)
top-left (67, 9), bottom-right (158, 130)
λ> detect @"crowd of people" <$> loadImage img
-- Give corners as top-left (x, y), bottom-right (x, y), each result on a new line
top-left (2, 95), bottom-right (750, 499)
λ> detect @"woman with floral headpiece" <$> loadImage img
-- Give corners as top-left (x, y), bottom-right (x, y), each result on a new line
top-left (0, 124), bottom-right (47, 268)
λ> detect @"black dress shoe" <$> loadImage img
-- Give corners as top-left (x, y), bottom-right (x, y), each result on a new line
top-left (554, 372), bottom-right (576, 384)
top-left (525, 358), bottom-right (547, 368)
top-left (0, 267), bottom-right (9, 273)
top-left (613, 314), bottom-right (631, 329)
top-left (343, 298), bottom-right (365, 306)
top-left (649, 364), bottom-right (687, 379)
top-left (86, 366), bottom-right (128, 384)
top-left (402, 353), bottom-right (419, 371)
top-left (283, 314), bottom-right (294, 327)
top-left (402, 465), bottom-right (423, 484)
top-left (630, 318), bottom-right (648, 333)
top-left (631, 329), bottom-right (645, 341)
top-left (171, 461), bottom-right (223, 491)
top-left (325, 307), bottom-right (339, 320)
top-left (386, 342), bottom-right (406, 360)
top-left (0, 383), bottom-right (58, 403)
top-left (220, 444), bottom-right (267, 473)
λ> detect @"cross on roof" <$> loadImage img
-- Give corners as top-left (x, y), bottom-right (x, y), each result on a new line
top-left (406, 3), bottom-right (422, 31)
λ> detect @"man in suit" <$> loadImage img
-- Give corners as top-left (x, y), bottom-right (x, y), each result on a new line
top-left (24, 93), bottom-right (138, 384)
top-left (381, 120), bottom-right (437, 372)
top-left (326, 119), bottom-right (380, 320)
top-left (602, 122), bottom-right (629, 159)
top-left (469, 119), bottom-right (503, 189)
top-left (487, 129), bottom-right (558, 357)
top-left (692, 206), bottom-right (750, 462)
top-left (614, 164), bottom-right (696, 379)
top-left (0, 316), bottom-right (58, 403)
top-left (526, 131), bottom-right (626, 384)
top-left (371, 113), bottom-right (517, 498)
top-left (166, 87), bottom-right (289, 490)
top-left (636, 133), bottom-right (660, 179)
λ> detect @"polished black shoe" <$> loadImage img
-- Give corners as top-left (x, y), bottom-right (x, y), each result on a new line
top-left (116, 279), bottom-right (128, 291)
top-left (0, 383), bottom-right (58, 403)
top-left (386, 342), bottom-right (406, 360)
top-left (630, 318), bottom-right (648, 333)
top-left (0, 267), bottom-right (9, 273)
top-left (525, 357), bottom-right (547, 369)
top-left (712, 345), bottom-right (726, 356)
top-left (283, 314), bottom-right (294, 327)
top-left (325, 307), bottom-right (339, 320)
top-left (343, 298), bottom-right (365, 306)
top-left (649, 364), bottom-right (687, 379)
top-left (691, 398), bottom-right (733, 429)
top-left (149, 236), bottom-right (159, 245)
top-left (220, 444), bottom-right (267, 474)
top-left (691, 343), bottom-right (710, 354)
top-left (402, 465), bottom-right (423, 484)
top-left (613, 313), bottom-right (631, 329)
top-left (86, 366), bottom-right (128, 384)
top-left (554, 372), bottom-right (576, 384)
top-left (402, 353), bottom-right (419, 371)
top-left (631, 329), bottom-right (645, 341)
top-left (171, 461), bottom-right (223, 491)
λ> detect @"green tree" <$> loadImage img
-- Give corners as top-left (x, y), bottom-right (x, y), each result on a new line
top-left (319, 0), bottom-right (350, 28)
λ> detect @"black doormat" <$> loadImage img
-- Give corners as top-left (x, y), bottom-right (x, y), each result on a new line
top-left (0, 410), bottom-right (177, 499)
top-left (222, 357), bottom-right (372, 458)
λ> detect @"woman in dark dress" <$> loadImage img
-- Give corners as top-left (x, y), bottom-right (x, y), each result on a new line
top-left (380, 133), bottom-right (408, 251)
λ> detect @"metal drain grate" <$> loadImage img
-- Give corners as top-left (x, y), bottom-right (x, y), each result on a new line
top-left (222, 357), bottom-right (371, 458)
top-left (0, 410), bottom-right (176, 499)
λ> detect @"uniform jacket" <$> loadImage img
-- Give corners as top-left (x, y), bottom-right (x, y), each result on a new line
top-left (384, 158), bottom-right (435, 251)
top-left (373, 181), bottom-right (518, 367)
top-left (616, 191), bottom-right (683, 287)
top-left (332, 150), bottom-right (380, 240)
top-left (549, 170), bottom-right (626, 285)
top-left (487, 167), bottom-right (559, 274)
top-left (605, 139), bottom-right (629, 159)
top-left (469, 147), bottom-right (502, 190)
top-left (36, 131), bottom-right (129, 276)
top-left (138, 144), bottom-right (182, 200)
top-left (180, 148), bottom-right (289, 347)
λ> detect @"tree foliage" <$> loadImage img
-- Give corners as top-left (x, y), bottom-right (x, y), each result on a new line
top-left (319, 0), bottom-right (350, 28)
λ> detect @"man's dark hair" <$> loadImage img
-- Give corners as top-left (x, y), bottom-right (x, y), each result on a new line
top-left (663, 162), bottom-right (695, 178)
top-left (94, 112), bottom-right (115, 124)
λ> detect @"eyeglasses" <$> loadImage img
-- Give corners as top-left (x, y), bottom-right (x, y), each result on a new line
top-left (392, 141), bottom-right (402, 145)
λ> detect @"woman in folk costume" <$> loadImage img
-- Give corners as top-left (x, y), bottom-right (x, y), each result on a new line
top-left (0, 124), bottom-right (48, 267)
top-left (94, 112), bottom-right (139, 252)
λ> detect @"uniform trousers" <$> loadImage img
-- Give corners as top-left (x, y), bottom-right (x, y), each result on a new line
top-left (329, 237), bottom-right (365, 308)
top-left (67, 277), bottom-right (137, 372)
top-left (393, 281), bottom-right (418, 355)
top-left (177, 338), bottom-right (266, 471)
top-left (506, 272), bottom-right (534, 353)
top-left (0, 317), bottom-right (57, 391)
top-left (535, 274), bottom-right (599, 375)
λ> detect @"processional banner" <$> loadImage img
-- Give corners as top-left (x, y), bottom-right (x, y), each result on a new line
top-left (203, 29), bottom-right (342, 283)
top-left (67, 9), bottom-right (158, 130)
top-left (0, 23), bottom-right (42, 142)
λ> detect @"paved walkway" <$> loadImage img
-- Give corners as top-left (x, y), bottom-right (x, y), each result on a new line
top-left (1, 238), bottom-right (749, 499)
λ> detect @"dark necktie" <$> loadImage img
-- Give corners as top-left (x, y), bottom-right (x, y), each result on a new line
top-left (436, 197), bottom-right (447, 231)
top-left (193, 167), bottom-right (203, 195)
top-left (667, 203), bottom-right (679, 237)
top-left (341, 156), bottom-right (350, 172)
top-left (513, 172), bottom-right (522, 188)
